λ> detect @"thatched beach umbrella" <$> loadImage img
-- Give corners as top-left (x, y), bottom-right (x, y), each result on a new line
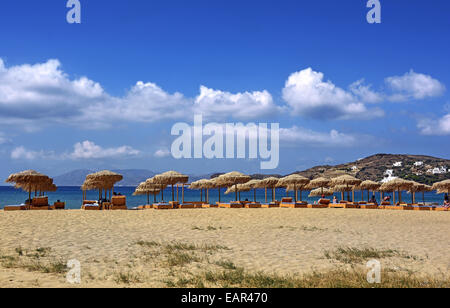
top-left (309, 177), bottom-right (331, 197)
top-left (153, 171), bottom-right (189, 202)
top-left (331, 175), bottom-right (362, 202)
top-left (309, 188), bottom-right (334, 198)
top-left (408, 183), bottom-right (432, 205)
top-left (277, 175), bottom-right (309, 202)
top-left (379, 178), bottom-right (415, 205)
top-left (190, 179), bottom-right (216, 204)
top-left (432, 180), bottom-right (450, 195)
top-left (133, 181), bottom-right (161, 204)
top-left (216, 172), bottom-right (251, 201)
top-left (333, 184), bottom-right (353, 201)
top-left (260, 177), bottom-right (280, 203)
top-left (83, 170), bottom-right (123, 201)
top-left (225, 184), bottom-right (251, 201)
top-left (245, 179), bottom-right (263, 202)
top-left (360, 180), bottom-right (381, 202)
top-left (6, 170), bottom-right (51, 201)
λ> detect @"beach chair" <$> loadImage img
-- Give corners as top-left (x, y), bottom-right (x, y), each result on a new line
top-left (30, 197), bottom-right (50, 210)
top-left (53, 201), bottom-right (65, 210)
top-left (245, 202), bottom-right (262, 208)
top-left (111, 196), bottom-right (127, 210)
top-left (3, 205), bottom-right (27, 211)
top-left (153, 203), bottom-right (173, 210)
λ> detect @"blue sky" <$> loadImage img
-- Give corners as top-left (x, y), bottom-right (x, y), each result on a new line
top-left (0, 0), bottom-right (449, 178)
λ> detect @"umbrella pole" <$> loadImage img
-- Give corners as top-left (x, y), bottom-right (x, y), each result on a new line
top-left (265, 188), bottom-right (267, 203)
top-left (422, 191), bottom-right (425, 205)
top-left (201, 189), bottom-right (203, 202)
top-left (161, 185), bottom-right (164, 202)
top-left (218, 187), bottom-right (221, 203)
top-left (147, 193), bottom-right (149, 205)
top-left (182, 184), bottom-right (185, 204)
top-left (399, 190), bottom-right (402, 204)
top-left (393, 191), bottom-right (396, 205)
top-left (273, 187), bottom-right (276, 202)
top-left (154, 193), bottom-right (156, 204)
top-left (235, 184), bottom-right (238, 202)
top-left (177, 185), bottom-right (179, 202)
top-left (207, 189), bottom-right (209, 204)
top-left (172, 184), bottom-right (175, 202)
top-left (294, 184), bottom-right (297, 203)
top-left (254, 189), bottom-right (256, 203)
top-left (300, 190), bottom-right (302, 201)
top-left (239, 191), bottom-right (241, 202)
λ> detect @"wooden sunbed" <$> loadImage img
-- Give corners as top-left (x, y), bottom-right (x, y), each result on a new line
top-left (433, 207), bottom-right (449, 212)
top-left (82, 204), bottom-right (101, 210)
top-left (360, 204), bottom-right (378, 209)
top-left (219, 202), bottom-right (244, 209)
top-left (53, 202), bottom-right (65, 210)
top-left (307, 204), bottom-right (329, 209)
top-left (3, 205), bottom-right (27, 211)
top-left (245, 202), bottom-right (262, 208)
top-left (111, 196), bottom-right (127, 210)
top-left (261, 203), bottom-right (279, 208)
top-left (329, 204), bottom-right (345, 208)
top-left (384, 206), bottom-right (414, 211)
top-left (153, 203), bottom-right (173, 210)
top-left (179, 203), bottom-right (196, 209)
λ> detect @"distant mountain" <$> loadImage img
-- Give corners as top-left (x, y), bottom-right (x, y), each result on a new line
top-left (51, 154), bottom-right (449, 187)
top-left (291, 154), bottom-right (450, 185)
top-left (53, 169), bottom-right (156, 187)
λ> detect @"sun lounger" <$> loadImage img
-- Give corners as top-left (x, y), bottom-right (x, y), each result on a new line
top-left (344, 203), bottom-right (361, 209)
top-left (3, 205), bottom-right (27, 211)
top-left (261, 203), bottom-right (279, 208)
top-left (245, 202), bottom-right (262, 208)
top-left (329, 204), bottom-right (345, 208)
top-left (153, 203), bottom-right (173, 210)
top-left (360, 204), bottom-right (378, 209)
top-left (219, 202), bottom-right (244, 208)
top-left (53, 202), bottom-right (65, 210)
top-left (433, 207), bottom-right (449, 212)
top-left (111, 196), bottom-right (127, 210)
top-left (179, 203), bottom-right (196, 209)
top-left (308, 204), bottom-right (329, 209)
top-left (82, 204), bottom-right (101, 210)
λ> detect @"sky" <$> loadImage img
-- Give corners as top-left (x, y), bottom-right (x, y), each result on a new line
top-left (0, 0), bottom-right (449, 178)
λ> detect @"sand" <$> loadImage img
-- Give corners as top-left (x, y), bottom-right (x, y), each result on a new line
top-left (0, 208), bottom-right (449, 288)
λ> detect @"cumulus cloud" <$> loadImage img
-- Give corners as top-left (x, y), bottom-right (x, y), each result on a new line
top-left (69, 141), bottom-right (140, 159)
top-left (282, 68), bottom-right (384, 119)
top-left (279, 126), bottom-right (357, 147)
top-left (154, 147), bottom-right (171, 158)
top-left (0, 58), bottom-right (283, 129)
top-left (10, 146), bottom-right (50, 160)
top-left (385, 70), bottom-right (445, 101)
top-left (349, 79), bottom-right (384, 103)
top-left (418, 114), bottom-right (450, 136)
top-left (194, 86), bottom-right (279, 120)
top-left (11, 141), bottom-right (140, 160)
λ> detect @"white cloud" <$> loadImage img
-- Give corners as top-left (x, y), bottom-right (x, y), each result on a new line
top-left (385, 70), bottom-right (445, 101)
top-left (11, 146), bottom-right (48, 160)
top-left (69, 141), bottom-right (140, 159)
top-left (418, 114), bottom-right (450, 136)
top-left (194, 86), bottom-right (279, 120)
top-left (0, 58), bottom-right (282, 129)
top-left (349, 79), bottom-right (383, 103)
top-left (154, 147), bottom-right (171, 158)
top-left (279, 126), bottom-right (357, 147)
top-left (10, 141), bottom-right (140, 160)
top-left (282, 68), bottom-right (384, 119)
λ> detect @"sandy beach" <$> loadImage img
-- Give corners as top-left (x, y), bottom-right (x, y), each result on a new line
top-left (0, 208), bottom-right (449, 288)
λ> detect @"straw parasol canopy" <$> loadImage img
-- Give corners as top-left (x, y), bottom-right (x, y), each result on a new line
top-left (259, 177), bottom-right (280, 203)
top-left (216, 172), bottom-right (251, 201)
top-left (6, 170), bottom-right (52, 200)
top-left (359, 180), bottom-right (381, 202)
top-left (153, 171), bottom-right (189, 202)
top-left (309, 177), bottom-right (331, 197)
top-left (331, 175), bottom-right (362, 202)
top-left (432, 180), bottom-right (450, 194)
top-left (277, 174), bottom-right (310, 202)
top-left (82, 170), bottom-right (123, 200)
top-left (244, 179), bottom-right (263, 202)
top-left (379, 178), bottom-right (415, 204)
top-left (309, 188), bottom-right (334, 198)
top-left (408, 182), bottom-right (433, 205)
top-left (133, 181), bottom-right (161, 204)
top-left (189, 179), bottom-right (216, 203)
top-left (225, 184), bottom-right (251, 201)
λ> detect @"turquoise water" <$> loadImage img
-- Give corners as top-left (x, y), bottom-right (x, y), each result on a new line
top-left (0, 186), bottom-right (445, 209)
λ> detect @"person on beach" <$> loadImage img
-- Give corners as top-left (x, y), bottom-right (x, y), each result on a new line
top-left (333, 196), bottom-right (338, 204)
top-left (370, 195), bottom-right (378, 206)
top-left (444, 194), bottom-right (449, 208)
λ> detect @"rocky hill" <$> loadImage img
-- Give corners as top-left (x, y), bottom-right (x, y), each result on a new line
top-left (292, 154), bottom-right (450, 185)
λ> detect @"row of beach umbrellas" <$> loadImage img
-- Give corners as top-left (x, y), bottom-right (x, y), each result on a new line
top-left (4, 169), bottom-right (450, 206)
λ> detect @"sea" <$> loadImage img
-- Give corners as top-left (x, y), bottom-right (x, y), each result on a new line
top-left (0, 186), bottom-right (445, 209)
